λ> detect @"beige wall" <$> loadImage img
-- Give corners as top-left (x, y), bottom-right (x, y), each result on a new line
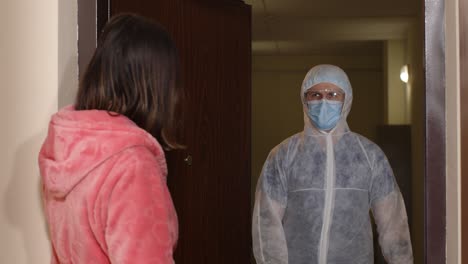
top-left (446, 0), bottom-right (461, 262)
top-left (0, 1), bottom-right (77, 263)
top-left (384, 39), bottom-right (410, 124)
top-left (251, 54), bottom-right (384, 197)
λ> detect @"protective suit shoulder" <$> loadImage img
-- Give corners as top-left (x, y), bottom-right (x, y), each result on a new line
top-left (351, 133), bottom-right (387, 168)
top-left (259, 132), bottom-right (303, 205)
top-left (351, 133), bottom-right (397, 204)
top-left (267, 132), bottom-right (303, 164)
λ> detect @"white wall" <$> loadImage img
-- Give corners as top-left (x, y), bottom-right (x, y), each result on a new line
top-left (445, 0), bottom-right (461, 262)
top-left (0, 1), bottom-right (77, 263)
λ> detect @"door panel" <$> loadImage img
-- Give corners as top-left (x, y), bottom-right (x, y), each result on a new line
top-left (107, 1), bottom-right (252, 263)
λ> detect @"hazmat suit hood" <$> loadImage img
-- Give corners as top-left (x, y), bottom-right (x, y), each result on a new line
top-left (300, 64), bottom-right (353, 135)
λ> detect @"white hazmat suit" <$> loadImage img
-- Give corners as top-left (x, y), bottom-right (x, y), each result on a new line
top-left (252, 65), bottom-right (413, 264)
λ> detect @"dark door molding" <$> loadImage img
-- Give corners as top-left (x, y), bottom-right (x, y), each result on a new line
top-left (78, 0), bottom-right (448, 262)
top-left (77, 0), bottom-right (110, 78)
top-left (460, 0), bottom-right (468, 261)
top-left (424, 0), bottom-right (446, 262)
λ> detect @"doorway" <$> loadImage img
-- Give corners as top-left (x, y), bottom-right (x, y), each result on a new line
top-left (248, 0), bottom-right (444, 263)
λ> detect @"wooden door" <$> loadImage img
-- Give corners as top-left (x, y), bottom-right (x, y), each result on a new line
top-left (98, 1), bottom-right (252, 263)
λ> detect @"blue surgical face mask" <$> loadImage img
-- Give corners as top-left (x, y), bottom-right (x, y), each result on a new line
top-left (307, 100), bottom-right (343, 131)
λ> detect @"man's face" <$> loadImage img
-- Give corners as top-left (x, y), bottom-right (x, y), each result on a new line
top-left (304, 83), bottom-right (345, 103)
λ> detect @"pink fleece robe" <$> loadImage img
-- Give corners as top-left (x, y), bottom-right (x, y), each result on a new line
top-left (39, 106), bottom-right (178, 264)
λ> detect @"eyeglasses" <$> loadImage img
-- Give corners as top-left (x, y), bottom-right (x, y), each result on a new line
top-left (304, 89), bottom-right (345, 101)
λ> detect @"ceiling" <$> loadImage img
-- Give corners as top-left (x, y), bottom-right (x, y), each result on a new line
top-left (245, 0), bottom-right (421, 56)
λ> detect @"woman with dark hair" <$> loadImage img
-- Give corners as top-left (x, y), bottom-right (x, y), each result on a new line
top-left (39, 14), bottom-right (181, 263)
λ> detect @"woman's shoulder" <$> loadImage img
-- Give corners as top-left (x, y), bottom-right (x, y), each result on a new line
top-left (117, 145), bottom-right (165, 168)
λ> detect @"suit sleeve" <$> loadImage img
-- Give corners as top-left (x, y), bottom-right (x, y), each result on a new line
top-left (370, 149), bottom-right (413, 264)
top-left (252, 151), bottom-right (289, 264)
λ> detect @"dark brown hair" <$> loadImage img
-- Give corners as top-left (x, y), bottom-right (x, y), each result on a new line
top-left (76, 13), bottom-right (182, 150)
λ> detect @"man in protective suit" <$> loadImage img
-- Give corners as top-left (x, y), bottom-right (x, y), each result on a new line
top-left (252, 64), bottom-right (413, 264)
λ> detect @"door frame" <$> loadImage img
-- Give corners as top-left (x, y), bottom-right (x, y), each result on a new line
top-left (77, 0), bottom-right (447, 262)
top-left (423, 0), bottom-right (446, 263)
top-left (460, 0), bottom-right (468, 261)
